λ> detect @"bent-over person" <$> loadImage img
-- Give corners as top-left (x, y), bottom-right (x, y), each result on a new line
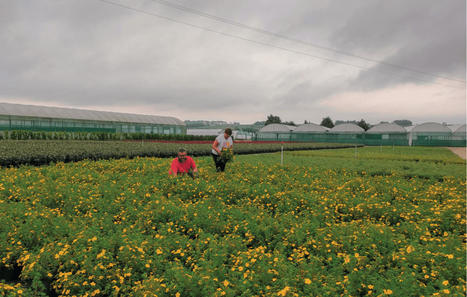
top-left (211, 128), bottom-right (233, 172)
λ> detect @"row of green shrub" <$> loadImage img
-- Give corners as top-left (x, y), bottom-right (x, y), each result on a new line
top-left (0, 130), bottom-right (216, 141)
top-left (0, 140), bottom-right (358, 167)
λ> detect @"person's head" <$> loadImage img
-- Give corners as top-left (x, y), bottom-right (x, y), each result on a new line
top-left (224, 128), bottom-right (232, 139)
top-left (177, 148), bottom-right (187, 162)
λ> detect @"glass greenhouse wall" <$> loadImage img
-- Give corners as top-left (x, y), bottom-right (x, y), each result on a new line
top-left (256, 131), bottom-right (465, 147)
top-left (410, 132), bottom-right (464, 146)
top-left (0, 115), bottom-right (186, 135)
top-left (0, 102), bottom-right (186, 135)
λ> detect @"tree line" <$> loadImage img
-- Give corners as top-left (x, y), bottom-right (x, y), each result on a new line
top-left (265, 114), bottom-right (412, 131)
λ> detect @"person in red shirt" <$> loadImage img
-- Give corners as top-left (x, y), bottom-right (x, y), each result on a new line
top-left (169, 148), bottom-right (198, 178)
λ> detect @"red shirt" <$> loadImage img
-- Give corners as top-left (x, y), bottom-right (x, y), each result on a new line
top-left (169, 156), bottom-right (196, 175)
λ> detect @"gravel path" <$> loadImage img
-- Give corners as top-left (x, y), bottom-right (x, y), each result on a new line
top-left (447, 147), bottom-right (466, 160)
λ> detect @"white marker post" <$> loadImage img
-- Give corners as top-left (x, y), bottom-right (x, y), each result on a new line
top-left (281, 144), bottom-right (284, 166)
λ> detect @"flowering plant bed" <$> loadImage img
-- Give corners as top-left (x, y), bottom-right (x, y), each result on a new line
top-left (0, 140), bottom-right (358, 167)
top-left (0, 147), bottom-right (464, 296)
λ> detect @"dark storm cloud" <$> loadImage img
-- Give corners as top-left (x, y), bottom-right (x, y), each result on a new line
top-left (0, 0), bottom-right (465, 122)
top-left (329, 0), bottom-right (466, 89)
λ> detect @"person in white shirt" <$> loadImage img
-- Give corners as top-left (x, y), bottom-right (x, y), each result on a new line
top-left (211, 128), bottom-right (233, 172)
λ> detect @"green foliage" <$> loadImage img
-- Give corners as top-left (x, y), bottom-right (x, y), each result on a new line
top-left (0, 147), bottom-right (464, 296)
top-left (0, 141), bottom-right (355, 167)
top-left (0, 130), bottom-right (216, 141)
top-left (265, 115), bottom-right (282, 125)
top-left (320, 116), bottom-right (334, 128)
top-left (393, 120), bottom-right (413, 127)
top-left (220, 148), bottom-right (234, 163)
top-left (357, 119), bottom-right (370, 131)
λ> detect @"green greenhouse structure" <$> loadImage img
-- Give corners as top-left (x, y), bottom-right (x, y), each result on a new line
top-left (256, 122), bottom-right (465, 147)
top-left (290, 123), bottom-right (329, 142)
top-left (257, 124), bottom-right (296, 141)
top-left (327, 123), bottom-right (365, 144)
top-left (0, 102), bottom-right (186, 135)
top-left (410, 122), bottom-right (463, 146)
top-left (365, 123), bottom-right (408, 146)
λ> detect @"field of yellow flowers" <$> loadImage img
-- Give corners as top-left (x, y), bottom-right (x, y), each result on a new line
top-left (0, 146), bottom-right (465, 296)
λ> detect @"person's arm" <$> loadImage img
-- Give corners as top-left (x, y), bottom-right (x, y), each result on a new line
top-left (212, 139), bottom-right (221, 155)
top-left (169, 159), bottom-right (178, 176)
top-left (191, 158), bottom-right (198, 173)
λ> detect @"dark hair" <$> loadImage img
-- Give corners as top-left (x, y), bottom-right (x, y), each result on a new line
top-left (178, 148), bottom-right (187, 153)
top-left (224, 128), bottom-right (232, 136)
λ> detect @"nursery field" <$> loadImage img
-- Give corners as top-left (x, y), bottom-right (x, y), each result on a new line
top-left (0, 140), bottom-right (356, 167)
top-left (0, 147), bottom-right (465, 296)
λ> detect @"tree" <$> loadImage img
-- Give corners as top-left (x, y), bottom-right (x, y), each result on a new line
top-left (393, 120), bottom-right (412, 127)
top-left (282, 121), bottom-right (296, 126)
top-left (265, 114), bottom-right (281, 125)
top-left (357, 119), bottom-right (370, 131)
top-left (320, 116), bottom-right (334, 128)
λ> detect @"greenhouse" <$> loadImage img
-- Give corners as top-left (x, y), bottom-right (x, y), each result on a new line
top-left (410, 122), bottom-right (452, 146)
top-left (257, 124), bottom-right (296, 141)
top-left (450, 124), bottom-right (466, 146)
top-left (365, 123), bottom-right (408, 146)
top-left (0, 102), bottom-right (186, 134)
top-left (328, 123), bottom-right (365, 144)
top-left (291, 123), bottom-right (329, 142)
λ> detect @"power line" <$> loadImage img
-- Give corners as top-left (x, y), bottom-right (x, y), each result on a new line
top-left (149, 0), bottom-right (466, 84)
top-left (96, 0), bottom-right (465, 89)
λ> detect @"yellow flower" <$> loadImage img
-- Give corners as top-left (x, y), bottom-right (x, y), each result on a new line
top-left (175, 293), bottom-right (180, 297)
top-left (406, 245), bottom-right (414, 254)
top-left (223, 280), bottom-right (229, 287)
top-left (383, 289), bottom-right (393, 295)
top-left (277, 286), bottom-right (290, 296)
top-left (344, 255), bottom-right (350, 264)
top-left (304, 278), bottom-right (312, 285)
top-left (442, 280), bottom-right (449, 286)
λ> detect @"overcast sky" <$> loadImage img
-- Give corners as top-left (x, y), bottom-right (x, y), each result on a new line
top-left (1, 0), bottom-right (465, 124)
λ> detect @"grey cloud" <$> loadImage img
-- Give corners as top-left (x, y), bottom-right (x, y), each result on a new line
top-left (0, 0), bottom-right (465, 123)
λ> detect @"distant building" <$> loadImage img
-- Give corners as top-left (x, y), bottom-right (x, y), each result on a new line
top-left (0, 102), bottom-right (186, 134)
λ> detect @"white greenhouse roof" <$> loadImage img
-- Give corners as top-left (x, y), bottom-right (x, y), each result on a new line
top-left (411, 122), bottom-right (451, 133)
top-left (187, 129), bottom-right (223, 136)
top-left (0, 102), bottom-right (185, 126)
top-left (367, 123), bottom-right (406, 134)
top-left (453, 124), bottom-right (466, 134)
top-left (329, 123), bottom-right (364, 133)
top-left (447, 124), bottom-right (464, 133)
top-left (259, 124), bottom-right (296, 133)
top-left (294, 123), bottom-right (327, 133)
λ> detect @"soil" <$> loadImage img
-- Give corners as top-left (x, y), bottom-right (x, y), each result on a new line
top-left (447, 147), bottom-right (466, 160)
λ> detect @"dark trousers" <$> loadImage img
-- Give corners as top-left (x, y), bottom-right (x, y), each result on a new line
top-left (212, 153), bottom-right (226, 172)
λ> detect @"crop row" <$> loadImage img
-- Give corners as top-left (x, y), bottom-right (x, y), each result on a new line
top-left (0, 140), bottom-right (358, 167)
top-left (1, 130), bottom-right (215, 141)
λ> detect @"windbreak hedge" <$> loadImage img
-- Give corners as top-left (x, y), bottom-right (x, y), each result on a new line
top-left (0, 141), bottom-right (359, 167)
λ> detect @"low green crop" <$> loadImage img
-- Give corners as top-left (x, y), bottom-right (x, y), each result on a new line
top-left (0, 141), bottom-right (357, 167)
top-left (0, 147), bottom-right (464, 296)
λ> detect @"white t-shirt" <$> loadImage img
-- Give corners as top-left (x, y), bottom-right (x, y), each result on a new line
top-left (212, 134), bottom-right (233, 155)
